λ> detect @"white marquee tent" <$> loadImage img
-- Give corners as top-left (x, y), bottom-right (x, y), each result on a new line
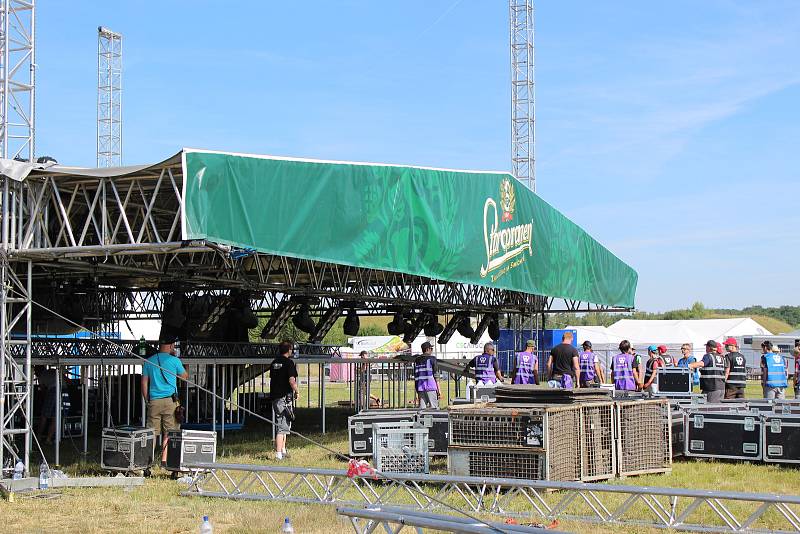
top-left (568, 318), bottom-right (773, 369)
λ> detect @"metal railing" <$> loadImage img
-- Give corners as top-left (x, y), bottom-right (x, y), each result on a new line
top-left (182, 462), bottom-right (800, 533)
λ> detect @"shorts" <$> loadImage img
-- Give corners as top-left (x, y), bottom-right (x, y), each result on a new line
top-left (418, 390), bottom-right (439, 409)
top-left (272, 397), bottom-right (293, 435)
top-left (724, 387), bottom-right (745, 399)
top-left (703, 389), bottom-right (725, 404)
top-left (765, 386), bottom-right (786, 400)
top-left (147, 396), bottom-right (178, 436)
top-left (42, 389), bottom-right (57, 418)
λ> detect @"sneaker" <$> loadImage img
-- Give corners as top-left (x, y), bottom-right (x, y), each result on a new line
top-left (281, 450), bottom-right (291, 459)
top-left (275, 452), bottom-right (284, 461)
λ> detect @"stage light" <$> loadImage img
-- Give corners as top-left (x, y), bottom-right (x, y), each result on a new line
top-left (343, 308), bottom-right (360, 336)
top-left (488, 314), bottom-right (501, 341)
top-left (423, 314), bottom-right (444, 337)
top-left (456, 315), bottom-right (475, 340)
top-left (387, 312), bottom-right (404, 335)
top-left (292, 304), bottom-right (316, 334)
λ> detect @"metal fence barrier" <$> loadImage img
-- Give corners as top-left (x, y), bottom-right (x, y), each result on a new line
top-left (182, 462), bottom-right (800, 533)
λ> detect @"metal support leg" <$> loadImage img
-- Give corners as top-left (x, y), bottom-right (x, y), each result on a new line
top-left (82, 367), bottom-right (88, 456)
top-left (55, 366), bottom-right (61, 465)
top-left (321, 363), bottom-right (326, 434)
top-left (212, 364), bottom-right (217, 433)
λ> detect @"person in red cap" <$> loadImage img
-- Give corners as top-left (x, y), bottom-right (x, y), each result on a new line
top-left (723, 337), bottom-right (747, 399)
top-left (657, 345), bottom-right (673, 366)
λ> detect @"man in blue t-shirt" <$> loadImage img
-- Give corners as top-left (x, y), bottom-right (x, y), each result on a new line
top-left (141, 336), bottom-right (189, 464)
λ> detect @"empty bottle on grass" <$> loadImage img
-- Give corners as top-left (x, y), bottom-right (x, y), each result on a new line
top-left (38, 463), bottom-right (50, 489)
top-left (13, 460), bottom-right (24, 480)
top-left (199, 516), bottom-right (213, 534)
top-left (281, 517), bottom-right (294, 533)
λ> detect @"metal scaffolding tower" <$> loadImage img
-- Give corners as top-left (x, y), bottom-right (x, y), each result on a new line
top-left (97, 26), bottom-right (122, 167)
top-left (0, 0), bottom-right (35, 161)
top-left (510, 0), bottom-right (535, 191)
top-left (0, 0), bottom-right (34, 477)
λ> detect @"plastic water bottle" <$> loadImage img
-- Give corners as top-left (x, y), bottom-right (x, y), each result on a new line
top-left (38, 463), bottom-right (50, 489)
top-left (281, 517), bottom-right (295, 533)
top-left (13, 460), bottom-right (24, 480)
top-left (199, 516), bottom-right (213, 534)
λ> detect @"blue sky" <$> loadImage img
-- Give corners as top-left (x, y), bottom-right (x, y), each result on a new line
top-left (35, 1), bottom-right (799, 311)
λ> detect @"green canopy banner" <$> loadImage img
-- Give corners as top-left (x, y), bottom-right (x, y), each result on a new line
top-left (182, 149), bottom-right (637, 308)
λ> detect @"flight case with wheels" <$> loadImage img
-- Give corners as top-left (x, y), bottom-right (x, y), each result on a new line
top-left (165, 429), bottom-right (217, 471)
top-left (101, 426), bottom-right (156, 473)
top-left (348, 410), bottom-right (417, 456)
top-left (762, 413), bottom-right (800, 464)
top-left (684, 411), bottom-right (761, 460)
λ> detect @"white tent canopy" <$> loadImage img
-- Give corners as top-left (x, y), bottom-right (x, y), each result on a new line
top-left (569, 318), bottom-right (772, 367)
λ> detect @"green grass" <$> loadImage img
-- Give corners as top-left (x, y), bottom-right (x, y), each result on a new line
top-left (5, 381), bottom-right (799, 533)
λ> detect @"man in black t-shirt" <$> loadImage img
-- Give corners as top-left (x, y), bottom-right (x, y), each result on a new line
top-left (269, 341), bottom-right (299, 460)
top-left (547, 332), bottom-right (580, 388)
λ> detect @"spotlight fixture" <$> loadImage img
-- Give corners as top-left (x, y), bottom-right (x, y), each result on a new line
top-left (487, 314), bottom-right (501, 341)
top-left (423, 314), bottom-right (444, 337)
top-left (456, 315), bottom-right (475, 340)
top-left (387, 312), bottom-right (404, 335)
top-left (292, 303), bottom-right (316, 334)
top-left (342, 308), bottom-right (360, 336)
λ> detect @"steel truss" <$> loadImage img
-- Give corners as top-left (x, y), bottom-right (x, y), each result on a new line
top-left (0, 0), bottom-right (35, 161)
top-left (97, 27), bottom-right (122, 168)
top-left (10, 338), bottom-right (340, 363)
top-left (1, 158), bottom-right (627, 316)
top-left (0, 258), bottom-right (30, 474)
top-left (183, 463), bottom-right (800, 533)
top-left (510, 0), bottom-right (535, 192)
top-left (337, 505), bottom-right (559, 534)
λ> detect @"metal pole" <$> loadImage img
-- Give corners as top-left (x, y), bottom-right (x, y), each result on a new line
top-left (55, 365), bottom-right (61, 465)
top-left (82, 366), bottom-right (88, 455)
top-left (321, 363), bottom-right (326, 434)
top-left (212, 364), bottom-right (216, 433)
top-left (24, 260), bottom-right (32, 471)
top-left (221, 365), bottom-right (225, 440)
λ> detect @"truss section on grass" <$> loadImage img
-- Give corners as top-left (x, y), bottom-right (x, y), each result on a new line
top-left (336, 505), bottom-right (560, 534)
top-left (182, 463), bottom-right (800, 533)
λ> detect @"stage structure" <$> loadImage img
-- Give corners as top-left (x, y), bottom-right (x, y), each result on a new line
top-left (510, 0), bottom-right (535, 192)
top-left (0, 0), bottom-right (36, 161)
top-left (0, 149), bottom-right (637, 473)
top-left (97, 26), bottom-right (122, 168)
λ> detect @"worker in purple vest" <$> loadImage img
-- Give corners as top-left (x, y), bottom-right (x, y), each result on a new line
top-left (511, 339), bottom-right (539, 385)
top-left (611, 340), bottom-right (639, 391)
top-left (578, 340), bottom-right (605, 388)
top-left (414, 341), bottom-right (441, 408)
top-left (463, 343), bottom-right (504, 385)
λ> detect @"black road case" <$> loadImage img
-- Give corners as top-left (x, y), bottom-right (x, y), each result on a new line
top-left (671, 410), bottom-right (685, 458)
top-left (348, 410), bottom-right (417, 456)
top-left (762, 414), bottom-right (800, 464)
top-left (684, 411), bottom-right (761, 460)
top-left (658, 368), bottom-right (691, 393)
top-left (417, 409), bottom-right (449, 456)
top-left (101, 426), bottom-right (156, 472)
top-left (166, 429), bottom-right (217, 471)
